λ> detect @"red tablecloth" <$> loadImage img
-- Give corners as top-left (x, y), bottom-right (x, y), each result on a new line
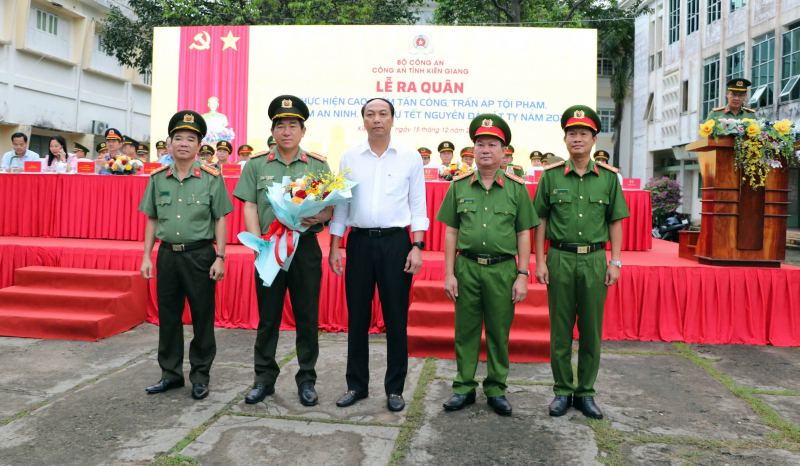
top-left (0, 175), bottom-right (652, 250)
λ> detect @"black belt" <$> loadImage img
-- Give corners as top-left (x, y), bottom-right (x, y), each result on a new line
top-left (161, 239), bottom-right (213, 252)
top-left (549, 242), bottom-right (606, 254)
top-left (458, 251), bottom-right (516, 265)
top-left (350, 227), bottom-right (406, 237)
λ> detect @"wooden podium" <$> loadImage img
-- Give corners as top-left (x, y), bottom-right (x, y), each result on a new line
top-left (686, 136), bottom-right (790, 267)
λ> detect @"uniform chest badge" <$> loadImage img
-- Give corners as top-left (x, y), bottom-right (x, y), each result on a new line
top-left (554, 189), bottom-right (569, 194)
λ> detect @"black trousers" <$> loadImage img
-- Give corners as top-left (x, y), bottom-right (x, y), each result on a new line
top-left (254, 233), bottom-right (322, 386)
top-left (345, 229), bottom-right (412, 395)
top-left (156, 244), bottom-right (217, 385)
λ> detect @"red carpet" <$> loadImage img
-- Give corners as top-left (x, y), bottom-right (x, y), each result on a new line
top-left (0, 266), bottom-right (147, 341)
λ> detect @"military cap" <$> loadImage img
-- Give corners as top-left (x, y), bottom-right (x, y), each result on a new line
top-left (543, 152), bottom-right (555, 162)
top-left (216, 140), bottom-right (233, 153)
top-left (460, 147), bottom-right (474, 156)
top-left (505, 145), bottom-right (515, 156)
top-left (104, 128), bottom-right (122, 141)
top-left (96, 142), bottom-right (108, 154)
top-left (727, 78), bottom-right (751, 92)
top-left (561, 105), bottom-right (601, 133)
top-left (418, 147), bottom-right (432, 156)
top-left (469, 113), bottom-right (512, 145)
top-left (238, 144), bottom-right (253, 154)
top-left (594, 150), bottom-right (610, 162)
top-left (122, 136), bottom-right (137, 147)
top-left (155, 140), bottom-right (167, 150)
top-left (199, 144), bottom-right (215, 156)
top-left (438, 141), bottom-right (455, 153)
top-left (268, 95), bottom-right (309, 121)
top-left (267, 136), bottom-right (276, 146)
top-left (530, 151), bottom-right (542, 160)
top-left (136, 143), bottom-right (149, 155)
top-left (72, 142), bottom-right (89, 153)
top-left (168, 110), bottom-right (207, 139)
top-left (545, 154), bottom-right (564, 164)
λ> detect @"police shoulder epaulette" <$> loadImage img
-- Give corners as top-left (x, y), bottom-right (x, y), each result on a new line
top-left (200, 164), bottom-right (221, 177)
top-left (452, 171), bottom-right (472, 182)
top-left (150, 164), bottom-right (170, 176)
top-left (743, 107), bottom-right (755, 112)
top-left (250, 150), bottom-right (268, 159)
top-left (712, 107), bottom-right (725, 111)
top-left (544, 161), bottom-right (565, 171)
top-left (306, 151), bottom-right (327, 162)
top-left (505, 172), bottom-right (526, 185)
top-left (596, 161), bottom-right (620, 173)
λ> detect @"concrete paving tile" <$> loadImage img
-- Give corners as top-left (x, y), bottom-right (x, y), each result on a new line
top-left (233, 340), bottom-right (424, 425)
top-left (691, 344), bottom-right (800, 392)
top-left (756, 394), bottom-right (800, 426)
top-left (181, 415), bottom-right (399, 465)
top-left (601, 340), bottom-right (678, 353)
top-left (0, 323), bottom-right (158, 419)
top-left (624, 443), bottom-right (800, 466)
top-left (403, 379), bottom-right (601, 466)
top-left (594, 354), bottom-right (773, 440)
top-left (318, 331), bottom-right (388, 342)
top-left (0, 359), bottom-right (251, 466)
top-left (435, 359), bottom-right (553, 384)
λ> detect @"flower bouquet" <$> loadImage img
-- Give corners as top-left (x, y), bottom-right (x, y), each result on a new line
top-left (698, 117), bottom-right (800, 189)
top-left (202, 127), bottom-right (235, 146)
top-left (440, 162), bottom-right (472, 181)
top-left (238, 170), bottom-right (357, 286)
top-left (104, 154), bottom-right (138, 175)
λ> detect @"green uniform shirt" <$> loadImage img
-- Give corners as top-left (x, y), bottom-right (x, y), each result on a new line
top-left (704, 105), bottom-right (756, 121)
top-left (436, 170), bottom-right (540, 255)
top-left (138, 161), bottom-right (235, 243)
top-left (232, 147), bottom-right (331, 235)
top-left (533, 159), bottom-right (630, 244)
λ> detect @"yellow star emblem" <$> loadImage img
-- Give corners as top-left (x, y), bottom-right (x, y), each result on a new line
top-left (220, 31), bottom-right (240, 51)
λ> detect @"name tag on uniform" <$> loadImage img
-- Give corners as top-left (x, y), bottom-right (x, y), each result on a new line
top-left (260, 176), bottom-right (274, 181)
top-left (553, 189), bottom-right (569, 194)
top-left (459, 198), bottom-right (475, 204)
top-left (160, 191), bottom-right (170, 196)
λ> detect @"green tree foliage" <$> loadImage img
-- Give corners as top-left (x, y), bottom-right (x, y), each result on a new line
top-left (100, 0), bottom-right (423, 74)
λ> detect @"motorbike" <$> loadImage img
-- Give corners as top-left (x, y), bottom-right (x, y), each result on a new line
top-left (652, 213), bottom-right (690, 243)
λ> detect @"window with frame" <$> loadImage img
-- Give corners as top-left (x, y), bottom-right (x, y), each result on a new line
top-left (750, 32), bottom-right (775, 108)
top-left (687, 0), bottom-right (700, 35)
top-left (598, 56), bottom-right (615, 76)
top-left (668, 0), bottom-right (680, 44)
top-left (27, 7), bottom-right (70, 60)
top-left (599, 110), bottom-right (615, 134)
top-left (730, 0), bottom-right (746, 11)
top-left (35, 9), bottom-right (58, 36)
top-left (726, 44), bottom-right (745, 82)
top-left (140, 70), bottom-right (152, 86)
top-left (708, 0), bottom-right (721, 24)
top-left (702, 55), bottom-right (721, 119)
top-left (780, 26), bottom-right (800, 102)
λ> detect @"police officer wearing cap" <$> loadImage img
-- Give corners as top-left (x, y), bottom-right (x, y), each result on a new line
top-left (594, 150), bottom-right (622, 185)
top-left (502, 145), bottom-right (525, 177)
top-left (705, 78), bottom-right (756, 120)
top-left (438, 141), bottom-right (455, 166)
top-left (460, 147), bottom-right (475, 169)
top-left (418, 147), bottom-right (433, 166)
top-left (104, 128), bottom-right (123, 159)
top-left (216, 141), bottom-right (234, 166)
top-left (533, 105), bottom-right (630, 420)
top-left (158, 139), bottom-right (175, 165)
top-left (267, 136), bottom-right (277, 150)
top-left (139, 110), bottom-right (234, 400)
top-left (199, 144), bottom-right (216, 164)
top-left (526, 151), bottom-right (544, 177)
top-left (136, 144), bottom-right (149, 164)
top-left (238, 144), bottom-right (253, 167)
top-left (95, 142), bottom-right (110, 174)
top-left (233, 95), bottom-right (332, 407)
top-left (437, 114), bottom-right (539, 416)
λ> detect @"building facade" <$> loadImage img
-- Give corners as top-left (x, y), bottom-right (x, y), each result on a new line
top-left (622, 0), bottom-right (800, 227)
top-left (0, 0), bottom-right (151, 160)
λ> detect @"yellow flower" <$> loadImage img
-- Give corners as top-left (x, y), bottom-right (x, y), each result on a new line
top-left (125, 164), bottom-right (133, 170)
top-left (746, 124), bottom-right (760, 137)
top-left (741, 118), bottom-right (755, 124)
top-left (698, 120), bottom-right (715, 137)
top-left (291, 197), bottom-right (303, 204)
top-left (773, 120), bottom-right (791, 135)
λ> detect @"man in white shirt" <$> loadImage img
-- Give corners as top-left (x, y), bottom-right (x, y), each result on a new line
top-left (1, 133), bottom-right (40, 170)
top-left (526, 151), bottom-right (545, 177)
top-left (329, 97), bottom-right (429, 413)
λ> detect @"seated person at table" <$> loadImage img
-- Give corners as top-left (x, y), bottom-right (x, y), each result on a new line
top-left (460, 147), bottom-right (475, 169)
top-left (438, 141), bottom-right (454, 165)
top-left (594, 150), bottom-right (622, 185)
top-left (158, 138), bottom-right (174, 165)
top-left (1, 132), bottom-right (40, 171)
top-left (96, 142), bottom-right (111, 174)
top-left (418, 147), bottom-right (433, 167)
top-left (104, 128), bottom-right (123, 159)
top-left (121, 136), bottom-right (139, 163)
top-left (68, 142), bottom-right (92, 171)
top-left (199, 144), bottom-right (216, 164)
top-left (526, 151), bottom-right (544, 177)
top-left (238, 144), bottom-right (253, 167)
top-left (46, 135), bottom-right (68, 170)
top-left (155, 140), bottom-right (167, 159)
top-left (215, 141), bottom-right (235, 166)
top-left (133, 144), bottom-right (148, 168)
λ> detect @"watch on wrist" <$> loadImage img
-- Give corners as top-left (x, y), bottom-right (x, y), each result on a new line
top-left (609, 260), bottom-right (622, 268)
top-left (518, 270), bottom-right (530, 276)
top-left (216, 254), bottom-right (226, 261)
top-left (412, 241), bottom-right (425, 250)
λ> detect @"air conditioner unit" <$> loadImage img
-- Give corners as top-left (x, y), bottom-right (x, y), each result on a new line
top-left (92, 120), bottom-right (109, 136)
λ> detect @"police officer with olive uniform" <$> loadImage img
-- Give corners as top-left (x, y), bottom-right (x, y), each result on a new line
top-left (460, 147), bottom-right (475, 168)
top-left (139, 110), bottom-right (235, 400)
top-left (437, 114), bottom-right (539, 416)
top-left (233, 95), bottom-right (332, 407)
top-left (199, 144), bottom-right (216, 164)
top-left (594, 150), bottom-right (623, 185)
top-left (438, 141), bottom-right (455, 166)
top-left (267, 135), bottom-right (277, 150)
top-left (503, 145), bottom-right (525, 177)
top-left (533, 105), bottom-right (630, 419)
top-left (705, 78), bottom-right (756, 121)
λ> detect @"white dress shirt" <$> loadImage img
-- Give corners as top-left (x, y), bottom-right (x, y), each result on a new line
top-left (330, 138), bottom-right (429, 236)
top-left (1, 150), bottom-right (40, 169)
top-left (526, 167), bottom-right (544, 177)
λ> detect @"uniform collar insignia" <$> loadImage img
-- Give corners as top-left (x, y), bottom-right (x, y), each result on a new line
top-left (300, 152), bottom-right (308, 163)
top-left (194, 167), bottom-right (201, 178)
top-left (497, 175), bottom-right (504, 187)
top-left (470, 173), bottom-right (476, 185)
top-left (165, 167), bottom-right (173, 178)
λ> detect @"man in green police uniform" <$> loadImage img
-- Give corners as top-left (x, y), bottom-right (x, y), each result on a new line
top-left (233, 95), bottom-right (332, 407)
top-left (139, 110), bottom-right (235, 400)
top-left (437, 114), bottom-right (539, 416)
top-left (199, 144), bottom-right (216, 164)
top-left (438, 141), bottom-right (455, 166)
top-left (533, 105), bottom-right (630, 419)
top-left (705, 78), bottom-right (756, 121)
top-left (502, 145), bottom-right (525, 177)
top-left (267, 135), bottom-right (277, 150)
top-left (460, 147), bottom-right (474, 168)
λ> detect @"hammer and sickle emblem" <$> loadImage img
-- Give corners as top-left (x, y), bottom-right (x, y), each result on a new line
top-left (189, 31), bottom-right (211, 51)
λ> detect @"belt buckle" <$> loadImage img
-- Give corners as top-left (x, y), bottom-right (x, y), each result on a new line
top-left (368, 229), bottom-right (381, 237)
top-left (577, 246), bottom-right (589, 254)
top-left (172, 244), bottom-right (185, 252)
top-left (477, 257), bottom-right (489, 265)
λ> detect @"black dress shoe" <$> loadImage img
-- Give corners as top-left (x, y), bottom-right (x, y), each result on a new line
top-left (387, 394), bottom-right (405, 412)
top-left (145, 378), bottom-right (185, 394)
top-left (487, 396), bottom-right (512, 416)
top-left (298, 381), bottom-right (318, 406)
top-left (573, 396), bottom-right (603, 419)
top-left (336, 390), bottom-right (368, 407)
top-left (443, 391), bottom-right (476, 411)
top-left (245, 383), bottom-right (275, 404)
top-left (549, 394), bottom-right (573, 417)
top-left (191, 383), bottom-right (209, 400)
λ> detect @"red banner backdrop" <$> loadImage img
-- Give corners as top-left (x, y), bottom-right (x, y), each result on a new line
top-left (178, 26), bottom-right (249, 162)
